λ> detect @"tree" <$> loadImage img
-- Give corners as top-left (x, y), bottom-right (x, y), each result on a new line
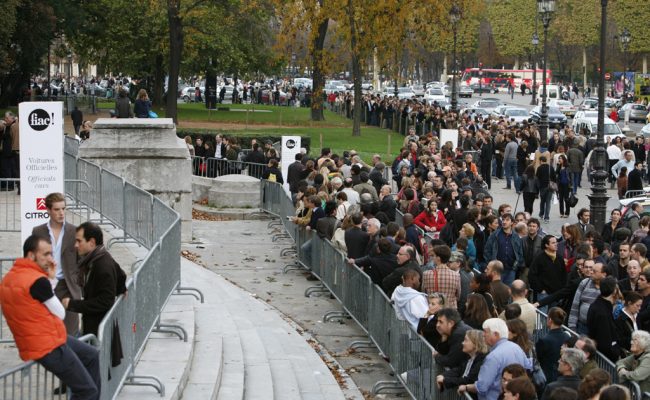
top-left (611, 0), bottom-right (650, 73)
top-left (486, 0), bottom-right (536, 63)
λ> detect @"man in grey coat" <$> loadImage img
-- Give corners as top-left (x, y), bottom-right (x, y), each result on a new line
top-left (32, 192), bottom-right (80, 335)
top-left (567, 141), bottom-right (585, 194)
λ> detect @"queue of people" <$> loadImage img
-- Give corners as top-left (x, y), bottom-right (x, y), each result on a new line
top-left (280, 122), bottom-right (650, 400)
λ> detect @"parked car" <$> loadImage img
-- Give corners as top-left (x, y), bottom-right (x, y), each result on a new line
top-left (640, 123), bottom-right (650, 138)
top-left (424, 87), bottom-right (446, 104)
top-left (580, 98), bottom-right (599, 110)
top-left (572, 115), bottom-right (624, 141)
top-left (410, 84), bottom-right (425, 97)
top-left (548, 99), bottom-right (577, 117)
top-left (181, 86), bottom-right (206, 103)
top-left (471, 98), bottom-right (501, 114)
top-left (620, 103), bottom-right (650, 123)
top-left (573, 110), bottom-right (599, 120)
top-left (503, 107), bottom-right (530, 124)
top-left (529, 106), bottom-right (567, 128)
top-left (397, 86), bottom-right (416, 100)
top-left (361, 81), bottom-right (374, 91)
top-left (491, 105), bottom-right (517, 119)
top-left (459, 84), bottom-right (473, 98)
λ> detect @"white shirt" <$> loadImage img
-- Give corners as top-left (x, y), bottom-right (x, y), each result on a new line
top-left (607, 144), bottom-right (622, 160)
top-left (342, 188), bottom-right (360, 206)
top-left (47, 220), bottom-right (65, 280)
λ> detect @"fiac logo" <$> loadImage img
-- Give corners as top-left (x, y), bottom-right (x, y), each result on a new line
top-left (36, 198), bottom-right (47, 210)
top-left (28, 109), bottom-right (53, 131)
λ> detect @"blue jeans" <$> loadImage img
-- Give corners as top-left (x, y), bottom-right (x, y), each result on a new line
top-left (36, 336), bottom-right (100, 400)
top-left (504, 159), bottom-right (520, 191)
top-left (502, 269), bottom-right (516, 286)
top-left (538, 188), bottom-right (552, 220)
top-left (571, 171), bottom-right (581, 193)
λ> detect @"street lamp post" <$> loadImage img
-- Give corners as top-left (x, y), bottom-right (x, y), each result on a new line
top-left (449, 4), bottom-right (461, 118)
top-left (537, 0), bottom-right (555, 142)
top-left (588, 0), bottom-right (610, 232)
top-left (531, 33), bottom-right (539, 106)
top-left (620, 28), bottom-right (630, 105)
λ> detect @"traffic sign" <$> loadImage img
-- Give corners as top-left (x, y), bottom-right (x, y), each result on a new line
top-left (605, 72), bottom-right (611, 80)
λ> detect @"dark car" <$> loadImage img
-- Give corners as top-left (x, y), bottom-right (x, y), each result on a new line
top-left (528, 106), bottom-right (567, 128)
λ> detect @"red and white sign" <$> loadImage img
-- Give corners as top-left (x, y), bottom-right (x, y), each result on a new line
top-left (36, 198), bottom-right (47, 210)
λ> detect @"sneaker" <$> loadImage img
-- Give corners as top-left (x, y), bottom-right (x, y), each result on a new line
top-left (503, 187), bottom-right (511, 190)
top-left (400, 371), bottom-right (408, 382)
top-left (544, 218), bottom-right (550, 223)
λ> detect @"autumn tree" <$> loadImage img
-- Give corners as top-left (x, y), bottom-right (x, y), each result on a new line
top-left (485, 0), bottom-right (536, 67)
top-left (611, 0), bottom-right (650, 73)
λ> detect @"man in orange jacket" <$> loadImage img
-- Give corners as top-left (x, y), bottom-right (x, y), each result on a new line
top-left (0, 235), bottom-right (100, 399)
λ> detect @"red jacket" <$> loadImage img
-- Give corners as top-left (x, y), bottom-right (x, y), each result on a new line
top-left (0, 258), bottom-right (67, 360)
top-left (414, 210), bottom-right (447, 232)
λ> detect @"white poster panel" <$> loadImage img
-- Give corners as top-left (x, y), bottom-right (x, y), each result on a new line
top-left (19, 102), bottom-right (64, 243)
top-left (440, 129), bottom-right (458, 150)
top-left (281, 136), bottom-right (301, 196)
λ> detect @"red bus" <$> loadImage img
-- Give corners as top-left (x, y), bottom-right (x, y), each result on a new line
top-left (461, 68), bottom-right (552, 92)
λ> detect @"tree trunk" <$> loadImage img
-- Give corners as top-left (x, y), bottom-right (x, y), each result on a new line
top-left (152, 54), bottom-right (164, 106)
top-left (310, 2), bottom-right (328, 122)
top-left (583, 47), bottom-right (588, 92)
top-left (347, 0), bottom-right (361, 136)
top-left (166, 0), bottom-right (183, 124)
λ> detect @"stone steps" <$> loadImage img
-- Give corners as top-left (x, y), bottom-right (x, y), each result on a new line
top-left (119, 258), bottom-right (351, 400)
top-left (116, 295), bottom-right (196, 400)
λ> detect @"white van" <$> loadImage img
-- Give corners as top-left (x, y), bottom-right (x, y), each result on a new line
top-left (546, 85), bottom-right (561, 100)
top-left (572, 115), bottom-right (625, 142)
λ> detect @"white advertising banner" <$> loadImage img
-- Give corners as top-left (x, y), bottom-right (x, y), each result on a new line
top-left (440, 129), bottom-right (459, 151)
top-left (19, 102), bottom-right (64, 243)
top-left (281, 136), bottom-right (301, 196)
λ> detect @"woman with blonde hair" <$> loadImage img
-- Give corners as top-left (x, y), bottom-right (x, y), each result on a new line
top-left (134, 88), bottom-right (152, 118)
top-left (436, 329), bottom-right (488, 393)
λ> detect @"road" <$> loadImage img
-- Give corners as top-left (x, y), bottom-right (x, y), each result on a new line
top-left (459, 90), bottom-right (647, 134)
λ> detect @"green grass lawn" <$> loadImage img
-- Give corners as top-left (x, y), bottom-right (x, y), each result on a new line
top-left (173, 103), bottom-right (402, 160)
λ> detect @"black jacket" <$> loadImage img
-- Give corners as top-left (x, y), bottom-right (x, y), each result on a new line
top-left (587, 297), bottom-right (622, 362)
top-left (355, 251), bottom-right (398, 286)
top-left (287, 161), bottom-right (304, 193)
top-left (536, 328), bottom-right (571, 383)
top-left (441, 353), bottom-right (487, 389)
top-left (435, 321), bottom-right (471, 369)
top-left (542, 375), bottom-right (581, 400)
top-left (67, 246), bottom-right (126, 336)
top-left (382, 260), bottom-right (422, 297)
top-left (529, 252), bottom-right (567, 296)
top-left (628, 168), bottom-right (644, 192)
top-left (378, 196), bottom-right (397, 221)
top-left (417, 315), bottom-right (442, 348)
top-left (344, 227), bottom-right (370, 259)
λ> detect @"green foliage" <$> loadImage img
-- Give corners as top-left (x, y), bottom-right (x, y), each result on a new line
top-left (486, 0), bottom-right (537, 58)
top-left (611, 0), bottom-right (650, 54)
top-left (554, 0), bottom-right (599, 47)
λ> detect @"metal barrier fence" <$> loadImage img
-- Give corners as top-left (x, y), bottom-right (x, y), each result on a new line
top-left (0, 334), bottom-right (98, 400)
top-left (0, 136), bottom-right (199, 399)
top-left (191, 156), bottom-right (266, 179)
top-left (0, 179), bottom-right (20, 232)
top-left (261, 180), bottom-right (449, 399)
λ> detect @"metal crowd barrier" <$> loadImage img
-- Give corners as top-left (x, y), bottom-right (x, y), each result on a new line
top-left (0, 258), bottom-right (15, 343)
top-left (0, 179), bottom-right (20, 232)
top-left (0, 334), bottom-right (99, 400)
top-left (533, 309), bottom-right (620, 382)
top-left (260, 180), bottom-right (454, 399)
top-left (191, 156), bottom-right (266, 179)
top-left (0, 137), bottom-right (201, 398)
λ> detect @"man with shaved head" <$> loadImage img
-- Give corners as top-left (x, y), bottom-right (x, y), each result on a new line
top-left (500, 280), bottom-right (536, 334)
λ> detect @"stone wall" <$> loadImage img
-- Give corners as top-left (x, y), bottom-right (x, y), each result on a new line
top-left (79, 118), bottom-right (192, 241)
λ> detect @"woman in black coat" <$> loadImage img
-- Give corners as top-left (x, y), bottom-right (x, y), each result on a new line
top-left (417, 293), bottom-right (445, 348)
top-left (436, 329), bottom-right (488, 398)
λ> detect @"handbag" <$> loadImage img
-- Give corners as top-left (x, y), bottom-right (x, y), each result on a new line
top-left (548, 164), bottom-right (558, 192)
top-left (530, 348), bottom-right (547, 393)
top-left (567, 191), bottom-right (579, 208)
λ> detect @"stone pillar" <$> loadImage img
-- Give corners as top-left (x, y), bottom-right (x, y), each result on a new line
top-left (78, 118), bottom-right (192, 241)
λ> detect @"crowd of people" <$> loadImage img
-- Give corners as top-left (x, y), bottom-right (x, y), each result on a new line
top-left (269, 115), bottom-right (650, 400)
